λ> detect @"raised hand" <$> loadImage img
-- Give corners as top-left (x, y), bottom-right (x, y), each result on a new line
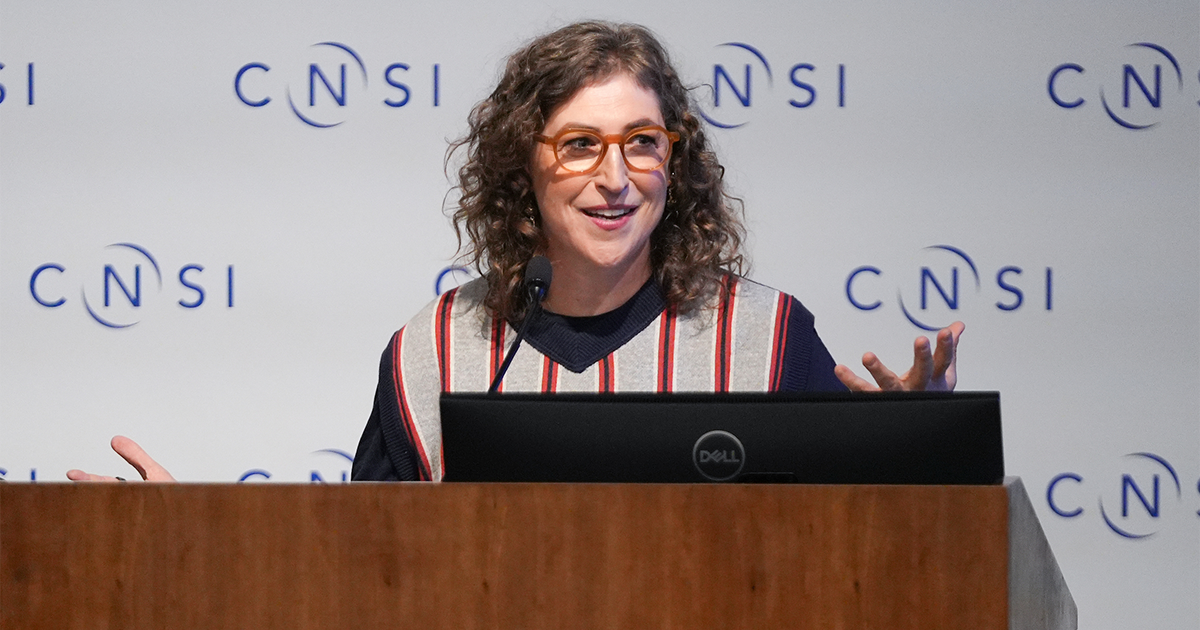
top-left (66, 436), bottom-right (176, 482)
top-left (834, 321), bottom-right (964, 392)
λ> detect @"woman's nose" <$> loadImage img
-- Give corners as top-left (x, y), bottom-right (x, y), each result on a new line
top-left (592, 142), bottom-right (630, 193)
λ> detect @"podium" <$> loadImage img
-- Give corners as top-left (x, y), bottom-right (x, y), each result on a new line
top-left (1, 478), bottom-right (1074, 629)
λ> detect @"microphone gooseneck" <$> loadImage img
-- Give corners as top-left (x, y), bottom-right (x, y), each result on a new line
top-left (488, 256), bottom-right (552, 393)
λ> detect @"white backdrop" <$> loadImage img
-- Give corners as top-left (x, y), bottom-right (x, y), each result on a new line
top-left (2, 2), bottom-right (1197, 628)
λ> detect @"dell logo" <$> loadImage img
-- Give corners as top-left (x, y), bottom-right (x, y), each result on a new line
top-left (693, 430), bottom-right (746, 482)
top-left (698, 449), bottom-right (741, 464)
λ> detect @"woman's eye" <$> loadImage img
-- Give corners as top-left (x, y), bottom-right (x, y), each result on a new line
top-left (625, 133), bottom-right (662, 155)
top-left (561, 136), bottom-right (599, 151)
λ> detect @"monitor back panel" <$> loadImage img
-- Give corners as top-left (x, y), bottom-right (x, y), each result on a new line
top-left (440, 392), bottom-right (1003, 485)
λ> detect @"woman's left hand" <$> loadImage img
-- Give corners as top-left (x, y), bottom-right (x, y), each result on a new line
top-left (834, 321), bottom-right (965, 392)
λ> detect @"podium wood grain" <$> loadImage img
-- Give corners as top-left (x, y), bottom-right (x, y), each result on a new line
top-left (3, 483), bottom-right (1009, 629)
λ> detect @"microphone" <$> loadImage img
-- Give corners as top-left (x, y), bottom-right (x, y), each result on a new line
top-left (488, 256), bottom-right (553, 393)
top-left (524, 255), bottom-right (553, 302)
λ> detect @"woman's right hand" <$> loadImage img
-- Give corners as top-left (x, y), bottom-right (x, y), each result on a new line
top-left (66, 436), bottom-right (176, 482)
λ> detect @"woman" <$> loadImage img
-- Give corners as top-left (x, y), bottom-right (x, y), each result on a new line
top-left (350, 21), bottom-right (962, 482)
top-left (68, 21), bottom-right (962, 483)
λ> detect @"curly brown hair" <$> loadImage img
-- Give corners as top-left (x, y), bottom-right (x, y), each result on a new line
top-left (449, 21), bottom-right (746, 323)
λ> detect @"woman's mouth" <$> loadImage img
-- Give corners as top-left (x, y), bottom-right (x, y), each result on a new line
top-left (581, 206), bottom-right (637, 220)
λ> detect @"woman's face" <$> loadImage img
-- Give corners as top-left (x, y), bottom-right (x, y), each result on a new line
top-left (531, 73), bottom-right (669, 283)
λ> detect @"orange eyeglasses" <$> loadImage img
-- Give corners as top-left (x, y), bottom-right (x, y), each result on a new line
top-left (534, 125), bottom-right (681, 174)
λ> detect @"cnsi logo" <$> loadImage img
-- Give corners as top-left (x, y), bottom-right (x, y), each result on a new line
top-left (845, 245), bottom-right (1054, 331)
top-left (693, 430), bottom-right (746, 481)
top-left (235, 42), bottom-right (441, 129)
top-left (698, 42), bottom-right (847, 129)
top-left (1048, 42), bottom-right (1198, 130)
top-left (1047, 452), bottom-right (1200, 540)
top-left (435, 265), bottom-right (475, 295)
top-left (0, 467), bottom-right (39, 481)
top-left (30, 242), bottom-right (235, 329)
top-left (0, 61), bottom-right (35, 105)
top-left (238, 448), bottom-right (354, 482)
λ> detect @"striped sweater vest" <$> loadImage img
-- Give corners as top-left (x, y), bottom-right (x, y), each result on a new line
top-left (386, 276), bottom-right (804, 481)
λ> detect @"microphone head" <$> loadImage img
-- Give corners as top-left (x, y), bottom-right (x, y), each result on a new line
top-left (525, 256), bottom-right (553, 292)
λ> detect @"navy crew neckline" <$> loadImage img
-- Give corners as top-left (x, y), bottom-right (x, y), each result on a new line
top-left (522, 279), bottom-right (666, 373)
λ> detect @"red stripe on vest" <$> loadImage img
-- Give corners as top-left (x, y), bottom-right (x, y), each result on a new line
top-left (391, 328), bottom-right (432, 481)
top-left (600, 353), bottom-right (615, 393)
top-left (714, 276), bottom-right (736, 392)
top-left (769, 293), bottom-right (791, 391)
top-left (657, 307), bottom-right (677, 392)
top-left (541, 355), bottom-right (559, 393)
top-left (435, 288), bottom-right (457, 392)
top-left (489, 318), bottom-right (506, 393)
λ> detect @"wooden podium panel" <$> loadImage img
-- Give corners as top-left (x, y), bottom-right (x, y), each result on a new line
top-left (1, 481), bottom-right (1069, 629)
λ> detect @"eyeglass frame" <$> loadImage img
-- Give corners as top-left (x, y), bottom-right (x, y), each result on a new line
top-left (533, 125), bottom-right (682, 175)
